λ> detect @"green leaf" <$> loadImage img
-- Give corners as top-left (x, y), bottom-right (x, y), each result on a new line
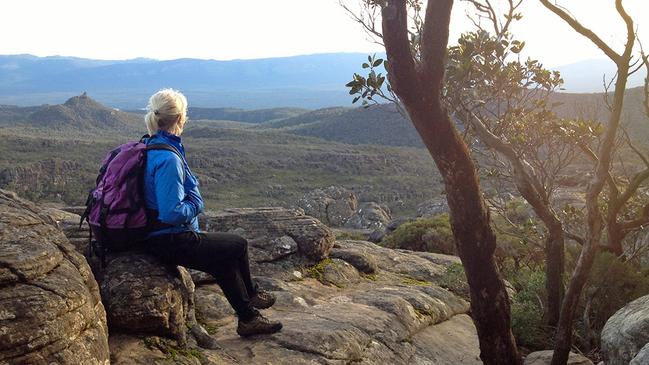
top-left (352, 96), bottom-right (360, 104)
top-left (362, 63), bottom-right (370, 69)
top-left (373, 59), bottom-right (383, 67)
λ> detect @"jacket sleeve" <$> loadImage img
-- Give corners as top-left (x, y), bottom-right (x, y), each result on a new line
top-left (153, 154), bottom-right (200, 225)
top-left (186, 184), bottom-right (205, 213)
top-left (184, 171), bottom-right (205, 213)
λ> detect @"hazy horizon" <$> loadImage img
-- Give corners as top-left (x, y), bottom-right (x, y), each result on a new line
top-left (2, 0), bottom-right (648, 67)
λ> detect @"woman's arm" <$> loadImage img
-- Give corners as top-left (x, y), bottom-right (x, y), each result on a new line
top-left (153, 154), bottom-right (200, 225)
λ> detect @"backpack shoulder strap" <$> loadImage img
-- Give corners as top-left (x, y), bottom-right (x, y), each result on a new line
top-left (146, 143), bottom-right (186, 181)
top-left (146, 143), bottom-right (183, 159)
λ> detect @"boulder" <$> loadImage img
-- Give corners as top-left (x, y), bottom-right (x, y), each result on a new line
top-left (524, 350), bottom-right (593, 365)
top-left (330, 246), bottom-right (379, 274)
top-left (320, 258), bottom-right (362, 287)
top-left (417, 198), bottom-right (449, 217)
top-left (94, 252), bottom-right (196, 345)
top-left (368, 216), bottom-right (415, 243)
top-left (630, 343), bottom-right (649, 365)
top-left (344, 202), bottom-right (392, 230)
top-left (56, 208), bottom-right (218, 350)
top-left (0, 190), bottom-right (110, 365)
top-left (601, 294), bottom-right (649, 365)
top-left (248, 235), bottom-right (298, 262)
top-left (200, 207), bottom-right (335, 261)
top-left (56, 209), bottom-right (91, 254)
top-left (368, 228), bottom-right (387, 243)
top-left (296, 186), bottom-right (358, 226)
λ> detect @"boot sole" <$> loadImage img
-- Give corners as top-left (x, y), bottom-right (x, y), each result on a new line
top-left (237, 323), bottom-right (283, 337)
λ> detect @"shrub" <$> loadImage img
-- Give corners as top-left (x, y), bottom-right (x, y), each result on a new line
top-left (381, 214), bottom-right (455, 254)
top-left (509, 268), bottom-right (553, 350)
top-left (439, 263), bottom-right (469, 300)
top-left (335, 231), bottom-right (367, 241)
top-left (576, 252), bottom-right (649, 351)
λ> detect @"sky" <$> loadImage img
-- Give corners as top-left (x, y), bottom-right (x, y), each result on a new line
top-left (1, 0), bottom-right (647, 67)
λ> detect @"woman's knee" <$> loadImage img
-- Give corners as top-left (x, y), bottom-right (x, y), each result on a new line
top-left (234, 235), bottom-right (248, 254)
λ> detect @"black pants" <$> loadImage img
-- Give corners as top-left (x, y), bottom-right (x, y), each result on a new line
top-left (146, 231), bottom-right (258, 320)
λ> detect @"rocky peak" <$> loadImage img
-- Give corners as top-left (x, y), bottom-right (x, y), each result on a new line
top-left (27, 93), bottom-right (140, 131)
top-left (63, 92), bottom-right (106, 110)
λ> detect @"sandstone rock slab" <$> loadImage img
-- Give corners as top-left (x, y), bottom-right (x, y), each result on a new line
top-left (0, 190), bottom-right (109, 365)
top-left (344, 202), bottom-right (391, 231)
top-left (524, 350), bottom-right (593, 365)
top-left (296, 186), bottom-right (358, 227)
top-left (96, 252), bottom-right (195, 345)
top-left (201, 207), bottom-right (335, 261)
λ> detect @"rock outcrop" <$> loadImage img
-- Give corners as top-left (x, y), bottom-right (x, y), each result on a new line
top-left (0, 159), bottom-right (82, 200)
top-left (96, 253), bottom-right (197, 345)
top-left (54, 207), bottom-right (216, 350)
top-left (524, 350), bottom-right (593, 365)
top-left (201, 207), bottom-right (335, 261)
top-left (182, 237), bottom-right (479, 364)
top-left (344, 202), bottom-right (392, 231)
top-left (416, 198), bottom-right (449, 217)
top-left (0, 190), bottom-right (109, 365)
top-left (368, 216), bottom-right (415, 243)
top-left (296, 186), bottom-right (358, 226)
top-left (82, 206), bottom-right (480, 364)
top-left (601, 294), bottom-right (649, 365)
top-left (18, 200), bottom-right (483, 364)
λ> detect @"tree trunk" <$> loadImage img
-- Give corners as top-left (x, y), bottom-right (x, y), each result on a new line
top-left (606, 220), bottom-right (624, 256)
top-left (380, 1), bottom-right (521, 363)
top-left (550, 242), bottom-right (599, 365)
top-left (410, 106), bottom-right (522, 365)
top-left (545, 223), bottom-right (565, 327)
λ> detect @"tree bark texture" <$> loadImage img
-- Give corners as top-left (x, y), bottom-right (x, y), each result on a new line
top-left (546, 223), bottom-right (565, 327)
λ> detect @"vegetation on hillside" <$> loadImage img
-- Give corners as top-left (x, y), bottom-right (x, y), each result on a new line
top-left (0, 113), bottom-right (442, 215)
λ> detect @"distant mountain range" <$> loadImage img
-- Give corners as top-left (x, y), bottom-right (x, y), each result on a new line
top-left (0, 93), bottom-right (421, 146)
top-left (2, 87), bottom-right (647, 148)
top-left (551, 58), bottom-right (646, 93)
top-left (0, 53), bottom-right (645, 109)
top-left (0, 53), bottom-right (370, 109)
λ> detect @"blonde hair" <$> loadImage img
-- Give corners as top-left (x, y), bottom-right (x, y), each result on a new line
top-left (144, 88), bottom-right (188, 136)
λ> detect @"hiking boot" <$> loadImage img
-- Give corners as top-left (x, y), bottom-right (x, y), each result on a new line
top-left (237, 313), bottom-right (283, 337)
top-left (250, 289), bottom-right (276, 309)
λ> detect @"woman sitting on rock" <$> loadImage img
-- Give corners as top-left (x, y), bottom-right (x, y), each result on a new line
top-left (142, 88), bottom-right (282, 337)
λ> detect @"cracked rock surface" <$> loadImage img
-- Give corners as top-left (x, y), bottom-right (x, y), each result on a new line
top-left (601, 294), bottom-right (649, 365)
top-left (0, 190), bottom-right (109, 365)
top-left (188, 238), bottom-right (481, 364)
top-left (57, 205), bottom-right (480, 364)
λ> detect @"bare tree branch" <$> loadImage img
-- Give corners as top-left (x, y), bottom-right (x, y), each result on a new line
top-left (539, 0), bottom-right (620, 63)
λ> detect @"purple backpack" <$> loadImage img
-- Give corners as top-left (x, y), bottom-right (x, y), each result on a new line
top-left (80, 138), bottom-right (181, 258)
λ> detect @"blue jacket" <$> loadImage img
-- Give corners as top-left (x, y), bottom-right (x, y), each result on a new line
top-left (144, 130), bottom-right (204, 237)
